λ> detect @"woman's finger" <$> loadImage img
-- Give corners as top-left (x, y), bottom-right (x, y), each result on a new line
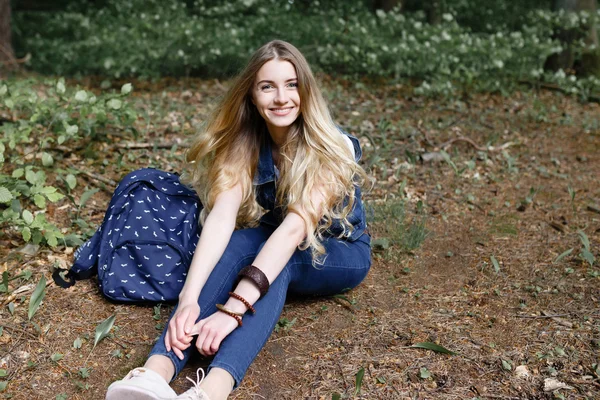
top-left (164, 326), bottom-right (172, 352)
top-left (195, 323), bottom-right (209, 356)
top-left (202, 328), bottom-right (217, 356)
top-left (172, 345), bottom-right (184, 360)
top-left (175, 309), bottom-right (190, 343)
top-left (210, 333), bottom-right (224, 355)
top-left (188, 319), bottom-right (205, 336)
top-left (168, 318), bottom-right (189, 352)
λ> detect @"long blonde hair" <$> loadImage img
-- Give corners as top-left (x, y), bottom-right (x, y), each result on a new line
top-left (185, 40), bottom-right (367, 259)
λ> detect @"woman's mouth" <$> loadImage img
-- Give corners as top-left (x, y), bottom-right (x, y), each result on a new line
top-left (269, 107), bottom-right (294, 116)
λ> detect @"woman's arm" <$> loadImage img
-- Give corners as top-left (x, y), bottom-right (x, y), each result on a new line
top-left (192, 188), bottom-right (326, 356)
top-left (165, 183), bottom-right (243, 358)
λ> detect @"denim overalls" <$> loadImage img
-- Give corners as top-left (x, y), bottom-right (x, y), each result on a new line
top-left (149, 129), bottom-right (372, 387)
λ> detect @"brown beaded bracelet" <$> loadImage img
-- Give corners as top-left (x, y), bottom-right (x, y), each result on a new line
top-left (216, 304), bottom-right (243, 327)
top-left (229, 292), bottom-right (256, 314)
top-left (238, 265), bottom-right (269, 297)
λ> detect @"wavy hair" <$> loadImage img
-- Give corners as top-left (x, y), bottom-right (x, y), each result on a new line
top-left (184, 40), bottom-right (367, 259)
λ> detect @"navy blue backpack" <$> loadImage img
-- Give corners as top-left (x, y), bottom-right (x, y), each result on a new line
top-left (53, 168), bottom-right (202, 303)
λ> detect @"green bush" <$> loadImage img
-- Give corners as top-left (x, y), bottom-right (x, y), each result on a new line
top-left (0, 78), bottom-right (136, 247)
top-left (12, 0), bottom-right (600, 98)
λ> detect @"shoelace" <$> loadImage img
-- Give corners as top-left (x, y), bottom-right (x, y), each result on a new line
top-left (184, 368), bottom-right (206, 399)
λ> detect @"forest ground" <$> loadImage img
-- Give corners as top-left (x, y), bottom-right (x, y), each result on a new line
top-left (1, 78), bottom-right (599, 400)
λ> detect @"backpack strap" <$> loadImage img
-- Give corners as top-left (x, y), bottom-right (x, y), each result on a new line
top-left (52, 227), bottom-right (102, 288)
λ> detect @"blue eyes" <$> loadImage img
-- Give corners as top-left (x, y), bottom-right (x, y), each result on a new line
top-left (260, 82), bottom-right (298, 91)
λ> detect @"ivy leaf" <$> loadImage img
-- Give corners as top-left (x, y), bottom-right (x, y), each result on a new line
top-left (409, 342), bottom-right (457, 355)
top-left (50, 353), bottom-right (63, 362)
top-left (42, 152), bottom-right (54, 167)
top-left (33, 194), bottom-right (46, 208)
top-left (12, 168), bottom-right (24, 178)
top-left (107, 99), bottom-right (122, 110)
top-left (93, 315), bottom-right (116, 349)
top-left (44, 231), bottom-right (58, 247)
top-left (25, 169), bottom-right (37, 185)
top-left (22, 210), bottom-right (34, 225)
top-left (46, 192), bottom-right (65, 202)
top-left (0, 187), bottom-right (13, 203)
top-left (65, 174), bottom-right (77, 190)
top-left (0, 381), bottom-right (7, 392)
top-left (121, 83), bottom-right (133, 95)
top-left (0, 368), bottom-right (6, 377)
top-left (66, 124), bottom-right (79, 135)
top-left (56, 79), bottom-right (66, 94)
top-left (22, 227), bottom-right (32, 242)
top-left (74, 90), bottom-right (88, 102)
top-left (28, 275), bottom-right (47, 320)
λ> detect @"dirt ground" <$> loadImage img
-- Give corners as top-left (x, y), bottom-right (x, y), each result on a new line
top-left (1, 79), bottom-right (599, 400)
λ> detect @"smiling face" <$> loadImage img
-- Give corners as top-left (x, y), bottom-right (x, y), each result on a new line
top-left (251, 59), bottom-right (301, 145)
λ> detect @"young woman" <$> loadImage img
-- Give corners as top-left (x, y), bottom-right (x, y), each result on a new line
top-left (106, 40), bottom-right (371, 400)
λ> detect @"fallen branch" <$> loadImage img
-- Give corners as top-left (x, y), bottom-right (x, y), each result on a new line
top-left (78, 169), bottom-right (117, 187)
top-left (416, 123), bottom-right (514, 153)
top-left (438, 137), bottom-right (515, 153)
top-left (116, 142), bottom-right (187, 149)
top-left (514, 313), bottom-right (569, 319)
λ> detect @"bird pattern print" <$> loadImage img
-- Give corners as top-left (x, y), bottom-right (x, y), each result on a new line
top-left (69, 169), bottom-right (202, 303)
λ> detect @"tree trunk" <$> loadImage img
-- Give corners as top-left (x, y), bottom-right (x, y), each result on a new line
top-left (0, 0), bottom-right (15, 68)
top-left (373, 0), bottom-right (402, 13)
top-left (544, 0), bottom-right (600, 77)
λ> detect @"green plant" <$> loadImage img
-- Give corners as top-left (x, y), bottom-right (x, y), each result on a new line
top-left (578, 230), bottom-right (596, 267)
top-left (368, 199), bottom-right (428, 253)
top-left (0, 78), bottom-right (136, 248)
top-left (12, 1), bottom-right (600, 100)
top-left (274, 317), bottom-right (296, 333)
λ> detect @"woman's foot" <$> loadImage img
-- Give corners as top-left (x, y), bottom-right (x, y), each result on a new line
top-left (106, 367), bottom-right (177, 400)
top-left (174, 369), bottom-right (211, 400)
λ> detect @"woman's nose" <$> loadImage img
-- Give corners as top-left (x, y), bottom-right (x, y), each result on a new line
top-left (274, 88), bottom-right (288, 103)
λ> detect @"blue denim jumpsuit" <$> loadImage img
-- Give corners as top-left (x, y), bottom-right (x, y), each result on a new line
top-left (149, 130), bottom-right (371, 387)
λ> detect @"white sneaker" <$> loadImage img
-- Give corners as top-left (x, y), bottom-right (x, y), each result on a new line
top-left (174, 368), bottom-right (211, 400)
top-left (106, 367), bottom-right (177, 400)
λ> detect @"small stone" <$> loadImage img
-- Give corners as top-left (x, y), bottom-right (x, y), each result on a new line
top-left (543, 378), bottom-right (573, 392)
top-left (514, 365), bottom-right (530, 380)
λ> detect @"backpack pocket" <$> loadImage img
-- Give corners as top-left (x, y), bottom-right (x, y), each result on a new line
top-left (100, 240), bottom-right (191, 303)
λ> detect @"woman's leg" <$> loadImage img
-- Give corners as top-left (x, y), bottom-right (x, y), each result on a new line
top-left (146, 225), bottom-right (274, 380)
top-left (204, 234), bottom-right (371, 390)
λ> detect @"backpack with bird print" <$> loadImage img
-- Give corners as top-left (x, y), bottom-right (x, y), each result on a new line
top-left (53, 168), bottom-right (201, 303)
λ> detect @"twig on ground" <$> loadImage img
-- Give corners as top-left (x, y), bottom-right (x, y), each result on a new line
top-left (335, 359), bottom-right (349, 390)
top-left (514, 313), bottom-right (569, 319)
top-left (0, 323), bottom-right (39, 340)
top-left (78, 169), bottom-right (117, 187)
top-left (587, 205), bottom-right (600, 214)
top-left (415, 123), bottom-right (514, 153)
top-left (568, 379), bottom-right (600, 388)
top-left (116, 142), bottom-right (188, 149)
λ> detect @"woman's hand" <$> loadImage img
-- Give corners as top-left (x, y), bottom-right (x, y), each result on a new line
top-left (165, 302), bottom-right (200, 360)
top-left (189, 311), bottom-right (239, 356)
